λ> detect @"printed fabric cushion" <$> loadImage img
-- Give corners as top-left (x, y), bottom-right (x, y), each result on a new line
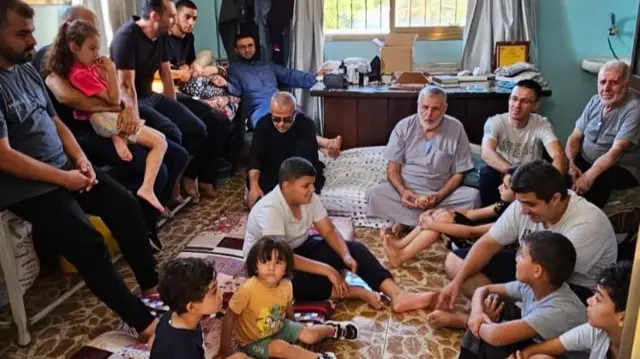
top-left (179, 76), bottom-right (226, 99)
top-left (0, 210), bottom-right (40, 308)
top-left (319, 147), bottom-right (391, 229)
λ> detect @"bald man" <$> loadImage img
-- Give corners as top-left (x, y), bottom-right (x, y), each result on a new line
top-left (32, 5), bottom-right (189, 250)
top-left (246, 92), bottom-right (325, 208)
top-left (565, 60), bottom-right (640, 207)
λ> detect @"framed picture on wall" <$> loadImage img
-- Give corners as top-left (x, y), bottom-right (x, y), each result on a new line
top-left (494, 41), bottom-right (530, 70)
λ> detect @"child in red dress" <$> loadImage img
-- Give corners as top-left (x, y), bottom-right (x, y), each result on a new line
top-left (45, 20), bottom-right (167, 212)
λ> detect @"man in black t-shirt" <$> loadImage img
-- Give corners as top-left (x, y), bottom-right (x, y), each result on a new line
top-left (34, 5), bottom-right (188, 249)
top-left (111, 0), bottom-right (230, 201)
top-left (166, 0), bottom-right (233, 197)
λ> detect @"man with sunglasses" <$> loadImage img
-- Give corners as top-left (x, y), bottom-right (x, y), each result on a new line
top-left (216, 33), bottom-right (341, 158)
top-left (479, 79), bottom-right (567, 207)
top-left (246, 92), bottom-right (325, 208)
top-left (565, 60), bottom-right (640, 208)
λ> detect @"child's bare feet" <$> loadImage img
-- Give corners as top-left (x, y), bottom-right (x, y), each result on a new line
top-left (382, 234), bottom-right (403, 269)
top-left (113, 135), bottom-right (132, 162)
top-left (137, 186), bottom-right (164, 212)
top-left (351, 286), bottom-right (384, 309)
top-left (391, 291), bottom-right (438, 313)
top-left (392, 223), bottom-right (406, 237)
top-left (426, 310), bottom-right (468, 329)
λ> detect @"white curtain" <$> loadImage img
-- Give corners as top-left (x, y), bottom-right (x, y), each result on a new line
top-left (289, 0), bottom-right (325, 133)
top-left (461, 0), bottom-right (538, 73)
top-left (105, 0), bottom-right (136, 37)
top-left (70, 0), bottom-right (135, 55)
top-left (71, 0), bottom-right (109, 55)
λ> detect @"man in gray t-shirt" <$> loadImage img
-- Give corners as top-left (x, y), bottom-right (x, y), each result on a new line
top-left (566, 60), bottom-right (640, 208)
top-left (0, 2), bottom-right (159, 342)
top-left (480, 79), bottom-right (566, 206)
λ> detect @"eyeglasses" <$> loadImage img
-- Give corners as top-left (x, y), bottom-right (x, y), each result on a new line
top-left (509, 95), bottom-right (535, 105)
top-left (272, 115), bottom-right (293, 124)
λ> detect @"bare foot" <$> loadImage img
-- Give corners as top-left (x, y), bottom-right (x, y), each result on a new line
top-left (137, 187), bottom-right (165, 212)
top-left (182, 178), bottom-right (200, 203)
top-left (391, 291), bottom-right (439, 313)
top-left (171, 181), bottom-right (185, 204)
top-left (138, 317), bottom-right (159, 344)
top-left (113, 136), bottom-right (132, 162)
top-left (426, 310), bottom-right (468, 329)
top-left (392, 223), bottom-right (406, 237)
top-left (198, 182), bottom-right (216, 198)
top-left (326, 135), bottom-right (342, 158)
top-left (382, 233), bottom-right (404, 269)
top-left (351, 286), bottom-right (384, 309)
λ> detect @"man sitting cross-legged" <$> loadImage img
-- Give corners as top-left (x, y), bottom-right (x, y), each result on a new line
top-left (0, 0), bottom-right (159, 342)
top-left (246, 91), bottom-right (325, 209)
top-left (244, 157), bottom-right (438, 312)
top-left (367, 85), bottom-right (481, 235)
top-left (427, 160), bottom-right (617, 329)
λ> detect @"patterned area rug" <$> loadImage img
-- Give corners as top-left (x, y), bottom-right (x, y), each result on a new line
top-left (0, 173), bottom-right (467, 358)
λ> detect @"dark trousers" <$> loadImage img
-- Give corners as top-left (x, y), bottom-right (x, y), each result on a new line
top-left (479, 166), bottom-right (502, 207)
top-left (176, 92), bottom-right (232, 184)
top-left (77, 131), bottom-right (188, 230)
top-left (460, 298), bottom-right (534, 359)
top-left (7, 168), bottom-right (157, 332)
top-left (138, 92), bottom-right (206, 156)
top-left (573, 153), bottom-right (639, 208)
top-left (292, 236), bottom-right (393, 301)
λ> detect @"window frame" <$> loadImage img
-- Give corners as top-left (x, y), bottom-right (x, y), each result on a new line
top-left (324, 0), bottom-right (465, 41)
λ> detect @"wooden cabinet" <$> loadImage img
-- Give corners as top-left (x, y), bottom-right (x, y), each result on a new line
top-left (311, 84), bottom-right (551, 149)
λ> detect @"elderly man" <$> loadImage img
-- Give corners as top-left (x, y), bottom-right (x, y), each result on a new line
top-left (367, 86), bottom-right (481, 233)
top-left (480, 79), bottom-right (567, 206)
top-left (566, 60), bottom-right (640, 208)
top-left (216, 33), bottom-right (341, 157)
top-left (247, 92), bottom-right (325, 208)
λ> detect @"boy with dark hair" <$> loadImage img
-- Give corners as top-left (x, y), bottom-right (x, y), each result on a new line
top-left (437, 160), bottom-right (617, 318)
top-left (151, 257), bottom-right (250, 359)
top-left (244, 157), bottom-right (439, 313)
top-left (511, 261), bottom-right (633, 359)
top-left (459, 231), bottom-right (588, 359)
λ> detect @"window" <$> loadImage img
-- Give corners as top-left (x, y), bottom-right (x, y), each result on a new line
top-left (324, 0), bottom-right (467, 40)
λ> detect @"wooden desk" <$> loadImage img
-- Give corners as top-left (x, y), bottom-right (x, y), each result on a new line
top-left (311, 83), bottom-right (552, 149)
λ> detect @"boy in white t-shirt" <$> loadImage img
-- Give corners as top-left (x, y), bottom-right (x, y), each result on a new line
top-left (244, 157), bottom-right (439, 313)
top-left (480, 79), bottom-right (567, 206)
top-left (511, 261), bottom-right (632, 359)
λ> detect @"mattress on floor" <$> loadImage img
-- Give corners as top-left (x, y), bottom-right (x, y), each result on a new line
top-left (318, 146), bottom-right (483, 229)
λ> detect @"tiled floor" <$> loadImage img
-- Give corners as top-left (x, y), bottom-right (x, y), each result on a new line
top-left (0, 173), bottom-right (467, 358)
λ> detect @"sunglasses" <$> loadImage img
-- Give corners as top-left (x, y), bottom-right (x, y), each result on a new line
top-left (272, 115), bottom-right (293, 124)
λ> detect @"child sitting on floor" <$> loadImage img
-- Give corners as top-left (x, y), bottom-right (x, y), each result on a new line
top-left (45, 20), bottom-right (167, 212)
top-left (458, 231), bottom-right (588, 359)
top-left (382, 165), bottom-right (518, 268)
top-left (510, 260), bottom-right (632, 359)
top-left (221, 236), bottom-right (359, 359)
top-left (150, 257), bottom-right (248, 359)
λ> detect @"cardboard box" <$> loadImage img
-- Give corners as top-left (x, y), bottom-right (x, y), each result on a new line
top-left (375, 34), bottom-right (417, 74)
